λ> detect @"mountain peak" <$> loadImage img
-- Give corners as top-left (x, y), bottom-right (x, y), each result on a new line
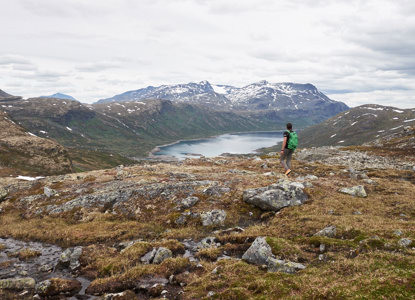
top-left (42, 93), bottom-right (78, 101)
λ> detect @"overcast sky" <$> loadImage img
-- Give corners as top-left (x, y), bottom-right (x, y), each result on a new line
top-left (1, 0), bottom-right (414, 107)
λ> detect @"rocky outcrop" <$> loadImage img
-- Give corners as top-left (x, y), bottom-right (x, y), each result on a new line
top-left (0, 110), bottom-right (72, 175)
top-left (243, 179), bottom-right (308, 211)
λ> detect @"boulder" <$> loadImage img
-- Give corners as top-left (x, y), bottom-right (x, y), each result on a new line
top-left (103, 290), bottom-right (137, 300)
top-left (338, 185), bottom-right (367, 198)
top-left (141, 247), bottom-right (172, 264)
top-left (0, 277), bottom-right (35, 290)
top-left (267, 258), bottom-right (306, 274)
top-left (243, 180), bottom-right (308, 211)
top-left (35, 278), bottom-right (81, 297)
top-left (314, 225), bottom-right (337, 238)
top-left (200, 209), bottom-right (227, 226)
top-left (242, 237), bottom-right (273, 265)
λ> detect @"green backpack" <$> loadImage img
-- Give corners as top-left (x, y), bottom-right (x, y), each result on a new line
top-left (287, 131), bottom-right (298, 150)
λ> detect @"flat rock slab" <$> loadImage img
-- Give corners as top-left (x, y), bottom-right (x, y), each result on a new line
top-left (243, 179), bottom-right (308, 211)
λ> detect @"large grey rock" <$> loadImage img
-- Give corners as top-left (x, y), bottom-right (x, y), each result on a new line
top-left (243, 179), bottom-right (308, 211)
top-left (200, 209), bottom-right (227, 226)
top-left (314, 225), bottom-right (337, 238)
top-left (0, 187), bottom-right (7, 202)
top-left (0, 277), bottom-right (35, 290)
top-left (141, 247), bottom-right (172, 264)
top-left (338, 185), bottom-right (367, 198)
top-left (267, 257), bottom-right (306, 274)
top-left (242, 237), bottom-right (273, 265)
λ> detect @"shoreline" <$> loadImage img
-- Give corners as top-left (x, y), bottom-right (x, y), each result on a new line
top-left (148, 129), bottom-right (284, 158)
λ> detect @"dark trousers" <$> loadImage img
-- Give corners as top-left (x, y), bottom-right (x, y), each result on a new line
top-left (280, 148), bottom-right (293, 171)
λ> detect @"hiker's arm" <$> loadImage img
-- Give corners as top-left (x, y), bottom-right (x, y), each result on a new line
top-left (281, 137), bottom-right (287, 153)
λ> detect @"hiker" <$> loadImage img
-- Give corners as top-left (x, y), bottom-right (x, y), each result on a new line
top-left (280, 122), bottom-right (298, 176)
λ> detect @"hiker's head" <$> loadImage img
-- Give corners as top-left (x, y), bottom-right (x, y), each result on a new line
top-left (286, 123), bottom-right (293, 130)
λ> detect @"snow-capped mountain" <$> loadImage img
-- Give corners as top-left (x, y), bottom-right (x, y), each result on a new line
top-left (97, 80), bottom-right (347, 113)
top-left (98, 81), bottom-right (230, 106)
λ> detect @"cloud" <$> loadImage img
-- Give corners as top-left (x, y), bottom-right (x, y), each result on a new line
top-left (0, 0), bottom-right (413, 107)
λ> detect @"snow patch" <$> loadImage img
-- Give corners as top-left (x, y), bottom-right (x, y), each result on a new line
top-left (212, 85), bottom-right (228, 94)
top-left (393, 109), bottom-right (404, 113)
top-left (390, 125), bottom-right (403, 130)
top-left (366, 107), bottom-right (384, 111)
top-left (28, 132), bottom-right (37, 137)
top-left (330, 134), bottom-right (337, 138)
top-left (350, 121), bottom-right (358, 126)
top-left (17, 175), bottom-right (45, 181)
top-left (66, 127), bottom-right (72, 131)
top-left (403, 118), bottom-right (415, 123)
top-left (39, 130), bottom-right (47, 134)
top-left (338, 140), bottom-right (345, 143)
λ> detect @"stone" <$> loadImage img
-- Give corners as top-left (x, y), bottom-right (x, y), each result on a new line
top-left (338, 185), bottom-right (367, 198)
top-left (200, 209), bottom-right (227, 226)
top-left (305, 175), bottom-right (318, 181)
top-left (199, 237), bottom-right (219, 248)
top-left (39, 264), bottom-right (54, 272)
top-left (314, 225), bottom-right (337, 238)
top-left (0, 187), bottom-right (8, 202)
top-left (178, 196), bottom-right (199, 209)
top-left (35, 278), bottom-right (81, 297)
top-left (207, 291), bottom-right (216, 297)
top-left (141, 247), bottom-right (172, 264)
top-left (352, 211), bottom-right (362, 215)
top-left (0, 277), bottom-right (35, 290)
top-left (398, 238), bottom-right (412, 248)
top-left (153, 247), bottom-right (173, 264)
top-left (57, 246), bottom-right (83, 271)
top-left (303, 182), bottom-right (314, 188)
top-left (44, 186), bottom-right (56, 198)
top-left (266, 258), bottom-right (306, 273)
top-left (203, 186), bottom-right (231, 197)
top-left (393, 230), bottom-right (403, 237)
top-left (243, 180), bottom-right (308, 212)
top-left (103, 290), bottom-right (137, 300)
top-left (362, 179), bottom-right (375, 184)
top-left (242, 237), bottom-right (273, 265)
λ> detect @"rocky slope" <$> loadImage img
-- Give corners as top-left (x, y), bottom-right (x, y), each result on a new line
top-left (299, 104), bottom-right (415, 147)
top-left (0, 109), bottom-right (72, 176)
top-left (0, 146), bottom-right (414, 299)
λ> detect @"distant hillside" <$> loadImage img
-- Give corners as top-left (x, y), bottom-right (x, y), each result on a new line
top-left (0, 109), bottom-right (72, 176)
top-left (0, 97), bottom-right (276, 163)
top-left (0, 89), bottom-right (22, 101)
top-left (299, 104), bottom-right (415, 147)
top-left (41, 93), bottom-right (78, 101)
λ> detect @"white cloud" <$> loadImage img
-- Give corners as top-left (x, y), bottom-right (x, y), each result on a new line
top-left (0, 0), bottom-right (413, 108)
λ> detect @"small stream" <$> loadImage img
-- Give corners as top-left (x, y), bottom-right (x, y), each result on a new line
top-left (0, 237), bottom-right (95, 299)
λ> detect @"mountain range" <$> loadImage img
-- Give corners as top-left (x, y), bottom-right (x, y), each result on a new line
top-left (41, 93), bottom-right (78, 101)
top-left (98, 80), bottom-right (348, 113)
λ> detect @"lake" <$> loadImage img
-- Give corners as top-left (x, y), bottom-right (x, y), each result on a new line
top-left (153, 131), bottom-right (283, 159)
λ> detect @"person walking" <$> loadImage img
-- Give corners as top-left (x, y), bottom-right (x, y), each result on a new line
top-left (280, 122), bottom-right (298, 176)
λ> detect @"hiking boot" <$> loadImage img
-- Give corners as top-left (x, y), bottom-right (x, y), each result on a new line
top-left (285, 169), bottom-right (292, 177)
